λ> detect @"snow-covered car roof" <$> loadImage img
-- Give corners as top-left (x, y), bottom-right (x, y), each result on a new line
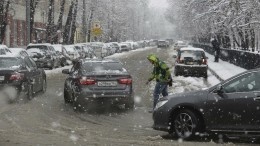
top-left (28, 43), bottom-right (52, 47)
top-left (9, 48), bottom-right (28, 56)
top-left (0, 45), bottom-right (8, 49)
top-left (52, 44), bottom-right (63, 52)
top-left (0, 53), bottom-right (18, 58)
top-left (180, 47), bottom-right (205, 52)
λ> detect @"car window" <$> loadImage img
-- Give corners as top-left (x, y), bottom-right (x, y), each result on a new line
top-left (0, 57), bottom-right (22, 68)
top-left (27, 45), bottom-right (48, 51)
top-left (82, 62), bottom-right (124, 73)
top-left (180, 50), bottom-right (204, 60)
top-left (223, 72), bottom-right (260, 93)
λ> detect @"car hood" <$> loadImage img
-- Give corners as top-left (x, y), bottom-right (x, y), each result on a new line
top-left (166, 89), bottom-right (209, 107)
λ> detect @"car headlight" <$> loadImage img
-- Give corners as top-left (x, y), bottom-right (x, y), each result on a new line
top-left (154, 99), bottom-right (168, 110)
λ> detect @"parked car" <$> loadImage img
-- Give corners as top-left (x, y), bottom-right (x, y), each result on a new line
top-left (52, 44), bottom-right (68, 67)
top-left (174, 47), bottom-right (208, 78)
top-left (0, 54), bottom-right (46, 100)
top-left (74, 44), bottom-right (86, 58)
top-left (9, 48), bottom-right (29, 57)
top-left (110, 42), bottom-right (121, 53)
top-left (158, 40), bottom-right (169, 48)
top-left (119, 43), bottom-right (131, 52)
top-left (77, 43), bottom-right (96, 58)
top-left (174, 41), bottom-right (188, 51)
top-left (153, 68), bottom-right (260, 140)
top-left (101, 43), bottom-right (116, 57)
top-left (0, 45), bottom-right (12, 55)
top-left (63, 45), bottom-right (80, 61)
top-left (62, 59), bottom-right (134, 111)
top-left (26, 43), bottom-right (60, 69)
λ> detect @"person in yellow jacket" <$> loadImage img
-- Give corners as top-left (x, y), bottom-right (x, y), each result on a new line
top-left (146, 54), bottom-right (171, 109)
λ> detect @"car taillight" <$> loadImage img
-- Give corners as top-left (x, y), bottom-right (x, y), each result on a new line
top-left (177, 58), bottom-right (184, 64)
top-left (202, 59), bottom-right (207, 65)
top-left (79, 77), bottom-right (96, 85)
top-left (9, 72), bottom-right (24, 81)
top-left (118, 78), bottom-right (132, 85)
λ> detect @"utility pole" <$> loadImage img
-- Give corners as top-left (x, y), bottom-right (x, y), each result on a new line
top-left (26, 0), bottom-right (31, 44)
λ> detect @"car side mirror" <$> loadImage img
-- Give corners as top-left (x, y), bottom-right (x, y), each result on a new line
top-left (62, 69), bottom-right (70, 74)
top-left (216, 84), bottom-right (224, 94)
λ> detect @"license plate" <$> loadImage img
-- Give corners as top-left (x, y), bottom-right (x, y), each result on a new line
top-left (187, 62), bottom-right (194, 65)
top-left (98, 81), bottom-right (117, 87)
top-left (0, 76), bottom-right (4, 81)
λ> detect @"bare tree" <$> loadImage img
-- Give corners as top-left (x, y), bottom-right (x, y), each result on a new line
top-left (46, 0), bottom-right (55, 43)
top-left (0, 0), bottom-right (10, 44)
top-left (63, 1), bottom-right (74, 44)
top-left (30, 0), bottom-right (41, 42)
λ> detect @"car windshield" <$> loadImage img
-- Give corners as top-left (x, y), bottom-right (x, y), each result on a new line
top-left (64, 46), bottom-right (75, 52)
top-left (0, 57), bottom-right (22, 68)
top-left (82, 62), bottom-right (125, 73)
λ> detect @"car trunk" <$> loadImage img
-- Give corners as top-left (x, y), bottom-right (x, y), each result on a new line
top-left (81, 73), bottom-right (131, 91)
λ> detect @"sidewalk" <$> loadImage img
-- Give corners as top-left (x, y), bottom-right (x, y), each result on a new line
top-left (205, 52), bottom-right (247, 81)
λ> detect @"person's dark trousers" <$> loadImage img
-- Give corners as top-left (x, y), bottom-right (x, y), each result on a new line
top-left (153, 82), bottom-right (168, 108)
top-left (215, 50), bottom-right (220, 62)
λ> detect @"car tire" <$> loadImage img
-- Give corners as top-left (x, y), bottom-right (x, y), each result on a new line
top-left (173, 109), bottom-right (202, 140)
top-left (203, 73), bottom-right (208, 79)
top-left (41, 78), bottom-right (47, 93)
top-left (64, 89), bottom-right (72, 104)
top-left (125, 102), bottom-right (134, 111)
top-left (27, 84), bottom-right (33, 100)
top-left (174, 71), bottom-right (179, 76)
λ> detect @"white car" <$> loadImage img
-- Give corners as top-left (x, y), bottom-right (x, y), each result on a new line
top-left (0, 45), bottom-right (12, 55)
top-left (63, 45), bottom-right (80, 60)
top-left (9, 48), bottom-right (29, 57)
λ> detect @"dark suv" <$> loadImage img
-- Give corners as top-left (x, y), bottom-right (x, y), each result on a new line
top-left (0, 54), bottom-right (46, 101)
top-left (26, 43), bottom-right (60, 69)
top-left (62, 59), bottom-right (134, 111)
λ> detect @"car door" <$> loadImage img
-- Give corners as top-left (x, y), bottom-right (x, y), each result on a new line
top-left (206, 71), bottom-right (257, 131)
top-left (29, 57), bottom-right (42, 92)
top-left (65, 62), bottom-right (80, 98)
top-left (24, 57), bottom-right (40, 93)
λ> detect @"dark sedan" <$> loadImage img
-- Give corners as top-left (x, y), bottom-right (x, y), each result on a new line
top-left (0, 55), bottom-right (47, 101)
top-left (62, 59), bottom-right (134, 111)
top-left (174, 47), bottom-right (208, 78)
top-left (153, 68), bottom-right (260, 140)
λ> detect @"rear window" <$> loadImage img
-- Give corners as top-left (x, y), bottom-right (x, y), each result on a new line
top-left (0, 57), bottom-right (23, 68)
top-left (82, 62), bottom-right (124, 73)
top-left (179, 50), bottom-right (205, 60)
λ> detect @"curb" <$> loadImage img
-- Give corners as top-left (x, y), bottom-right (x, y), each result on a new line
top-left (208, 67), bottom-right (224, 82)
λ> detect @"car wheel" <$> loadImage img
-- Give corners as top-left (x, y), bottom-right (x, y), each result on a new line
top-left (125, 102), bottom-right (134, 111)
top-left (203, 73), bottom-right (208, 79)
top-left (64, 89), bottom-right (72, 104)
top-left (174, 71), bottom-right (179, 76)
top-left (173, 109), bottom-right (201, 140)
top-left (27, 84), bottom-right (33, 100)
top-left (41, 78), bottom-right (47, 93)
